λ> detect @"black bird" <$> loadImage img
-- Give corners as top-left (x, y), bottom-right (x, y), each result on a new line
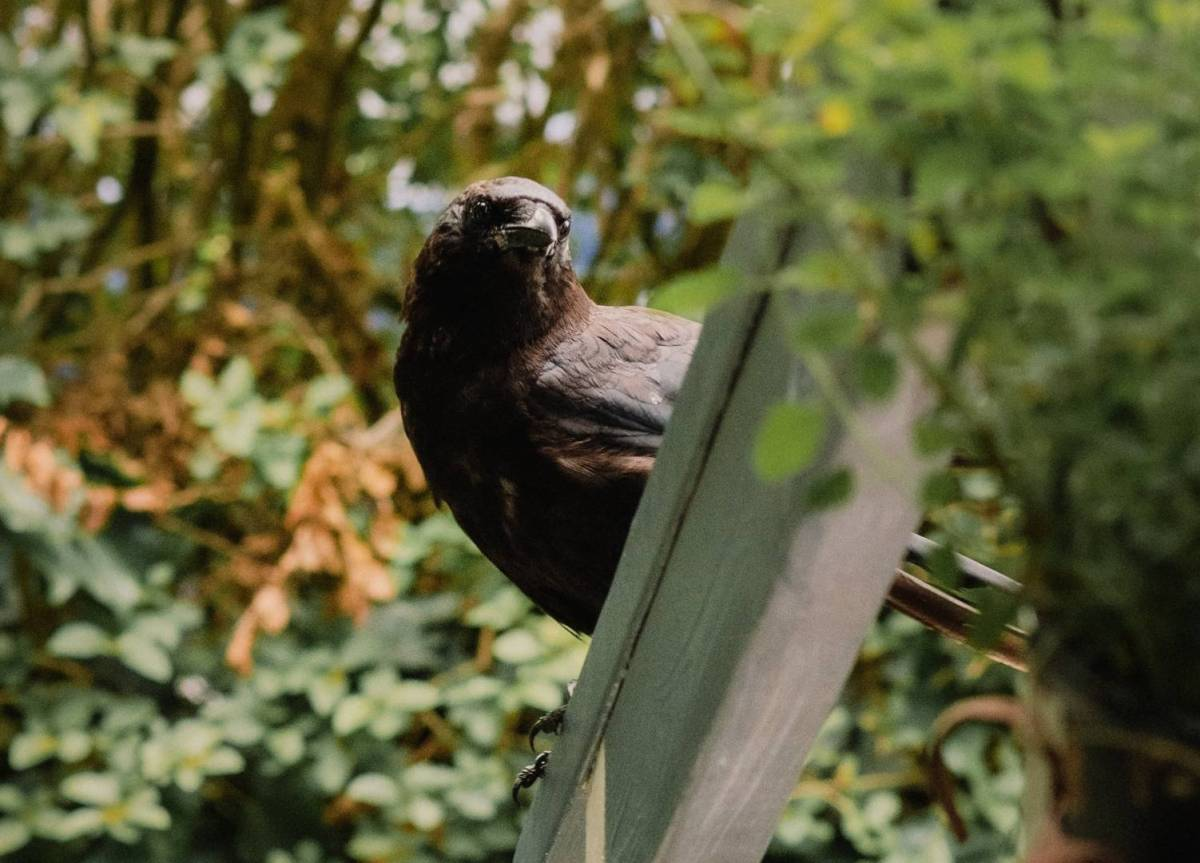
top-left (395, 177), bottom-right (1026, 799)
top-left (395, 176), bottom-right (698, 635)
top-left (394, 176), bottom-right (1025, 648)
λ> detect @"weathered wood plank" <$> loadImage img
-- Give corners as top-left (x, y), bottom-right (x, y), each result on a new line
top-left (514, 212), bottom-right (930, 862)
top-left (513, 214), bottom-right (791, 861)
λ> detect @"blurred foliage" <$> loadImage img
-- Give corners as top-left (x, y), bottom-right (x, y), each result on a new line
top-left (0, 0), bottom-right (1039, 861)
top-left (680, 0), bottom-right (1200, 731)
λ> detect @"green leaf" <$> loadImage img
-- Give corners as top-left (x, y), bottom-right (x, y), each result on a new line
top-left (772, 252), bottom-right (856, 295)
top-left (344, 773), bottom-right (400, 807)
top-left (688, 180), bottom-right (751, 225)
top-left (265, 727), bottom-right (305, 766)
top-left (855, 347), bottom-right (899, 401)
top-left (9, 731), bottom-right (57, 770)
top-left (0, 356), bottom-right (50, 407)
top-left (115, 632), bottom-right (172, 682)
top-left (912, 415), bottom-right (958, 455)
top-left (223, 9), bottom-right (304, 93)
top-left (791, 307), bottom-right (861, 351)
top-left (0, 785), bottom-right (22, 811)
top-left (406, 796), bottom-right (445, 831)
top-left (61, 772), bottom-right (120, 807)
top-left (205, 747), bottom-right (245, 775)
top-left (332, 694), bottom-right (374, 736)
top-left (753, 400), bottom-right (827, 482)
top-left (0, 79), bottom-right (42, 137)
top-left (923, 543), bottom-right (961, 590)
top-left (0, 465), bottom-right (55, 531)
top-left (446, 788), bottom-right (497, 821)
top-left (113, 34), bottom-right (178, 78)
top-left (803, 467), bottom-right (855, 511)
top-left (464, 587), bottom-right (531, 629)
top-left (393, 681), bottom-right (439, 712)
top-left (968, 591), bottom-right (1020, 652)
top-left (403, 763), bottom-right (456, 792)
top-left (52, 807), bottom-right (104, 840)
top-left (28, 536), bottom-right (143, 613)
top-left (307, 670), bottom-right (348, 715)
top-left (252, 432), bottom-right (306, 489)
top-left (179, 369), bottom-right (216, 408)
top-left (0, 225), bottom-right (37, 264)
top-left (124, 789), bottom-right (170, 830)
top-left (213, 400), bottom-right (263, 457)
top-left (47, 622), bottom-right (112, 658)
top-left (217, 357), bottom-right (256, 403)
top-left (56, 731), bottom-right (91, 762)
top-left (492, 629), bottom-right (543, 664)
top-left (303, 375), bottom-right (352, 414)
top-left (650, 265), bottom-right (739, 319)
top-left (659, 107), bottom-right (727, 140)
top-left (50, 95), bottom-right (128, 163)
top-left (921, 471), bottom-right (960, 508)
top-left (0, 819), bottom-right (30, 855)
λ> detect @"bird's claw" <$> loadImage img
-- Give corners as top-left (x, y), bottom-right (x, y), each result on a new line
top-left (512, 751), bottom-right (551, 804)
top-left (528, 704), bottom-right (567, 752)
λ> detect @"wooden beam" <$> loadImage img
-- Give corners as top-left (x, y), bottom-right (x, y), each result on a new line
top-left (514, 215), bottom-right (932, 862)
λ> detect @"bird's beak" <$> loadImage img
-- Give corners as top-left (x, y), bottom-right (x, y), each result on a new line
top-left (496, 203), bottom-right (558, 254)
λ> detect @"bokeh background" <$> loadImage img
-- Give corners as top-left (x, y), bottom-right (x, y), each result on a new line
top-left (0, 1), bottom-right (1045, 860)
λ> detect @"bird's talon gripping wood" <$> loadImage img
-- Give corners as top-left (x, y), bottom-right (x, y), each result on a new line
top-left (512, 751), bottom-right (551, 804)
top-left (528, 704), bottom-right (568, 752)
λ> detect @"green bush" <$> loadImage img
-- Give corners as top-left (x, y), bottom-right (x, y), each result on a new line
top-left (0, 1), bottom-right (1044, 860)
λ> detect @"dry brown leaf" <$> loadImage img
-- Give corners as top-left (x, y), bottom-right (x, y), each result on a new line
top-left (4, 428), bottom-right (31, 473)
top-left (358, 459), bottom-right (397, 500)
top-left (225, 607), bottom-right (259, 676)
top-left (122, 483), bottom-right (173, 513)
top-left (82, 486), bottom-right (119, 532)
top-left (280, 522), bottom-right (340, 574)
top-left (251, 583), bottom-right (291, 634)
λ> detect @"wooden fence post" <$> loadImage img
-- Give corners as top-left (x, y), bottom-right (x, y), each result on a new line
top-left (514, 211), bottom-right (932, 863)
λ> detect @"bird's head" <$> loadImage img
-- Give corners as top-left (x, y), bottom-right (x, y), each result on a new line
top-left (405, 177), bottom-right (587, 348)
top-left (451, 176), bottom-right (571, 258)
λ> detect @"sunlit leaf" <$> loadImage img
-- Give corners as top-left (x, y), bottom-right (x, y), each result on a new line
top-left (650, 265), bottom-right (739, 319)
top-left (60, 772), bottom-right (120, 807)
top-left (344, 773), bottom-right (400, 807)
top-left (115, 632), bottom-right (173, 682)
top-left (9, 731), bottom-right (57, 770)
top-left (688, 180), bottom-right (750, 225)
top-left (753, 400), bottom-right (827, 482)
top-left (0, 356), bottom-right (49, 407)
top-left (332, 695), bottom-right (374, 736)
top-left (0, 819), bottom-right (30, 855)
top-left (113, 34), bottom-right (178, 78)
top-left (47, 622), bottom-right (111, 658)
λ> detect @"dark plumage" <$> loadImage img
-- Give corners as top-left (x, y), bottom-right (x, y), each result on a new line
top-left (395, 177), bottom-right (698, 634)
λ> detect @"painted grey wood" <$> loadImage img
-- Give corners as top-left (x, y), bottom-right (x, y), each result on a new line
top-left (514, 212), bottom-right (929, 862)
top-left (513, 212), bottom-right (793, 862)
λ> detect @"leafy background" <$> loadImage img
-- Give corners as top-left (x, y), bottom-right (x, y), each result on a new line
top-left (0, 0), bottom-right (1085, 860)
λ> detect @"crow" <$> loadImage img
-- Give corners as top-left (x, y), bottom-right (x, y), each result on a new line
top-left (394, 176), bottom-right (1024, 648)
top-left (395, 176), bottom-right (697, 635)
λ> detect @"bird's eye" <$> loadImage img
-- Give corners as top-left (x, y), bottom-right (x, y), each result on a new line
top-left (468, 198), bottom-right (493, 224)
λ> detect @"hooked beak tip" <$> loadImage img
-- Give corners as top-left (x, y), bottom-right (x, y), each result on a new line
top-left (495, 204), bottom-right (559, 253)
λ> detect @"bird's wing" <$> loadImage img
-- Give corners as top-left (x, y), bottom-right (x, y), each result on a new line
top-left (532, 305), bottom-right (701, 458)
